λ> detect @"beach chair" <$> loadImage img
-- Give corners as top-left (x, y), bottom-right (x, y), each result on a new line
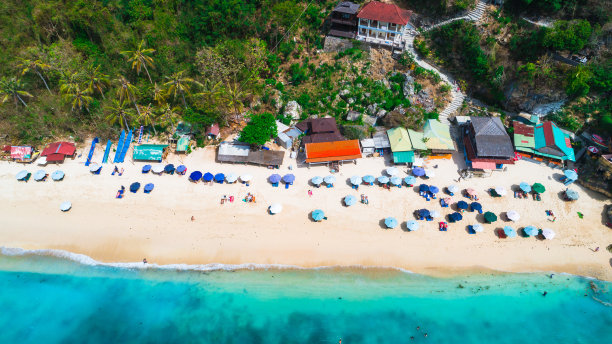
top-left (285, 183), bottom-right (289, 189)
top-left (23, 173), bottom-right (32, 182)
top-left (93, 166), bottom-right (102, 175)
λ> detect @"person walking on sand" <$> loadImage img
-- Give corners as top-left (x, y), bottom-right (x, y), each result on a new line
top-left (308, 190), bottom-right (312, 197)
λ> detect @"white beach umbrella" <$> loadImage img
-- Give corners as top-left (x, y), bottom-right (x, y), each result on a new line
top-left (506, 210), bottom-right (520, 222)
top-left (494, 186), bottom-right (507, 196)
top-left (429, 210), bottom-right (441, 218)
top-left (37, 156), bottom-right (47, 165)
top-left (269, 203), bottom-right (282, 214)
top-left (89, 163), bottom-right (100, 172)
top-left (425, 169), bottom-right (435, 178)
top-left (60, 201), bottom-right (72, 212)
top-left (152, 164), bottom-right (165, 174)
top-left (447, 185), bottom-right (459, 194)
top-left (240, 174), bottom-right (253, 182)
top-left (472, 223), bottom-right (484, 232)
top-left (542, 228), bottom-right (555, 240)
top-left (226, 173), bottom-right (238, 183)
top-left (386, 167), bottom-right (399, 176)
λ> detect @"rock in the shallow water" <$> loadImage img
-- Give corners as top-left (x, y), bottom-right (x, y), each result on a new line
top-left (363, 115), bottom-right (377, 127)
top-left (376, 109), bottom-right (387, 118)
top-left (346, 110), bottom-right (361, 121)
top-left (284, 100), bottom-right (302, 120)
top-left (403, 76), bottom-right (415, 96)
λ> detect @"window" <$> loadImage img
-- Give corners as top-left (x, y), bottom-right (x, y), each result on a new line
top-left (372, 20), bottom-right (378, 28)
top-left (360, 19), bottom-right (368, 26)
top-left (389, 23), bottom-right (397, 31)
top-left (360, 28), bottom-right (366, 35)
top-left (389, 33), bottom-right (396, 39)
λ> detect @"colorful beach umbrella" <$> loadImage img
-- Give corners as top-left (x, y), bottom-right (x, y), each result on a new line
top-left (350, 175), bottom-right (362, 185)
top-left (15, 170), bottom-right (28, 181)
top-left (60, 201), bottom-right (72, 212)
top-left (189, 171), bottom-right (202, 181)
top-left (214, 173), bottom-right (225, 182)
top-left (283, 174), bottom-right (295, 184)
top-left (164, 164), bottom-right (175, 173)
top-left (418, 184), bottom-right (429, 192)
top-left (532, 183), bottom-right (546, 194)
top-left (429, 210), bottom-right (440, 218)
top-left (89, 163), bottom-right (101, 173)
top-left (466, 188), bottom-right (477, 196)
top-left (269, 174), bottom-right (281, 184)
top-left (449, 212), bottom-right (463, 222)
top-left (384, 217), bottom-right (398, 229)
top-left (542, 228), bottom-right (556, 240)
top-left (472, 224), bottom-right (484, 233)
top-left (176, 165), bottom-right (187, 173)
top-left (406, 220), bottom-right (419, 231)
top-left (51, 170), bottom-right (65, 181)
top-left (130, 182), bottom-right (141, 192)
top-left (378, 176), bottom-right (389, 184)
top-left (363, 175), bottom-right (376, 184)
top-left (447, 185), bottom-right (459, 194)
top-left (470, 202), bottom-right (482, 212)
top-left (344, 195), bottom-right (357, 206)
top-left (519, 182), bottom-right (531, 193)
top-left (506, 210), bottom-right (520, 222)
top-left (386, 167), bottom-right (399, 176)
top-left (484, 211), bottom-right (497, 223)
top-left (324, 175), bottom-right (336, 184)
top-left (203, 172), bottom-right (214, 182)
top-left (311, 176), bottom-right (323, 185)
top-left (404, 176), bottom-right (416, 186)
top-left (269, 203), bottom-right (282, 214)
top-left (312, 209), bottom-right (325, 221)
top-left (503, 226), bottom-right (517, 238)
top-left (564, 169), bottom-right (578, 181)
top-left (33, 170), bottom-right (46, 181)
top-left (142, 164), bottom-right (152, 173)
top-left (225, 173), bottom-right (238, 183)
top-left (523, 226), bottom-right (539, 237)
top-left (152, 164), bottom-right (164, 174)
top-left (240, 174), bottom-right (253, 182)
top-left (494, 186), bottom-right (507, 196)
top-left (144, 183), bottom-right (155, 193)
top-left (412, 167), bottom-right (425, 176)
top-left (390, 176), bottom-right (401, 186)
top-left (425, 169), bottom-right (435, 178)
top-left (429, 185), bottom-right (439, 194)
top-left (457, 201), bottom-right (468, 210)
top-left (565, 188), bottom-right (579, 201)
top-left (418, 209), bottom-right (430, 218)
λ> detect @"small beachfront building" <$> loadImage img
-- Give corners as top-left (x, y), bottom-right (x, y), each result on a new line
top-left (217, 142), bottom-right (251, 163)
top-left (276, 120), bottom-right (302, 149)
top-left (304, 140), bottom-right (361, 166)
top-left (206, 123), bottom-right (220, 140)
top-left (356, 1), bottom-right (413, 53)
top-left (423, 119), bottom-right (456, 155)
top-left (298, 118), bottom-right (344, 145)
top-left (461, 117), bottom-right (515, 170)
top-left (387, 127), bottom-right (414, 164)
top-left (41, 141), bottom-right (76, 163)
top-left (513, 119), bottom-right (575, 165)
top-left (132, 144), bottom-right (168, 162)
top-left (2, 145), bottom-right (37, 163)
top-left (329, 1), bottom-right (360, 39)
top-left (361, 131), bottom-right (391, 156)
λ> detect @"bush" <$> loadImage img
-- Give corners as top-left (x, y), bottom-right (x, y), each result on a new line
top-left (544, 20), bottom-right (592, 53)
top-left (239, 112), bottom-right (277, 145)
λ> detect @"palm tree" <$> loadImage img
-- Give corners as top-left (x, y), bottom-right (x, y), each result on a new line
top-left (59, 71), bottom-right (81, 96)
top-left (163, 70), bottom-right (201, 107)
top-left (157, 104), bottom-right (180, 129)
top-left (17, 58), bottom-right (52, 94)
top-left (85, 64), bottom-right (110, 99)
top-left (0, 77), bottom-right (33, 108)
top-left (138, 103), bottom-right (158, 134)
top-left (63, 85), bottom-right (93, 113)
top-left (152, 83), bottom-right (166, 106)
top-left (105, 100), bottom-right (135, 129)
top-left (121, 40), bottom-right (155, 84)
top-left (225, 81), bottom-right (246, 123)
top-left (114, 75), bottom-right (141, 115)
top-left (197, 80), bottom-right (224, 108)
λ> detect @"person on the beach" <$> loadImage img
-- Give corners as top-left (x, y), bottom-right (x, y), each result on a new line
top-left (191, 216), bottom-right (195, 221)
top-left (308, 190), bottom-right (312, 197)
top-left (143, 258), bottom-right (147, 264)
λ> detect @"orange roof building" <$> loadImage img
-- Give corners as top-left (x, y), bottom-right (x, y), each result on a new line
top-left (305, 140), bottom-right (362, 164)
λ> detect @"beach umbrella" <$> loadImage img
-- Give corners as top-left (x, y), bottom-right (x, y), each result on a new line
top-left (152, 164), bottom-right (164, 174)
top-left (503, 226), bottom-right (517, 238)
top-left (240, 174), bottom-right (253, 182)
top-left (447, 185), bottom-right (459, 194)
top-left (203, 172), bottom-right (214, 182)
top-left (532, 183), bottom-right (546, 194)
top-left (457, 201), bottom-right (469, 210)
top-left (418, 209), bottom-right (430, 218)
top-left (470, 202), bottom-right (482, 213)
top-left (429, 210), bottom-right (441, 218)
top-left (189, 171), bottom-right (203, 182)
top-left (377, 176), bottom-right (389, 184)
top-left (412, 167), bottom-right (425, 177)
top-left (89, 163), bottom-right (101, 173)
top-left (449, 212), bottom-right (463, 222)
top-left (164, 164), bottom-right (175, 173)
top-left (283, 174), bottom-right (295, 184)
top-left (350, 175), bottom-right (362, 185)
top-left (418, 184), bottom-right (429, 192)
top-left (565, 188), bottom-right (579, 201)
top-left (363, 175), bottom-right (376, 184)
top-left (130, 182), bottom-right (141, 192)
top-left (523, 226), bottom-right (539, 237)
top-left (386, 167), bottom-right (399, 176)
top-left (541, 228), bottom-right (556, 240)
top-left (324, 175), bottom-right (336, 185)
top-left (33, 170), bottom-right (46, 181)
top-left (37, 156), bottom-right (47, 166)
top-left (466, 188), bottom-right (477, 197)
top-left (390, 176), bottom-right (402, 186)
top-left (312, 209), bottom-right (325, 222)
top-left (484, 211), bottom-right (497, 223)
top-left (564, 169), bottom-right (578, 181)
top-left (384, 217), bottom-right (398, 229)
top-left (519, 182), bottom-right (531, 193)
top-left (142, 164), bottom-right (152, 173)
top-left (344, 195), bottom-right (357, 206)
top-left (429, 185), bottom-right (439, 194)
top-left (269, 174), bottom-right (281, 184)
top-left (51, 170), bottom-right (65, 181)
top-left (472, 223), bottom-right (484, 233)
top-left (176, 165), bottom-right (187, 173)
top-left (404, 176), bottom-right (416, 186)
top-left (60, 201), bottom-right (72, 212)
top-left (506, 210), bottom-right (520, 222)
top-left (226, 173), bottom-right (238, 183)
top-left (406, 220), bottom-right (419, 231)
top-left (214, 173), bottom-right (225, 183)
top-left (311, 176), bottom-right (323, 186)
top-left (144, 183), bottom-right (155, 193)
top-left (425, 169), bottom-right (435, 178)
top-left (15, 170), bottom-right (29, 181)
top-left (494, 186), bottom-right (507, 196)
top-left (269, 203), bottom-right (282, 214)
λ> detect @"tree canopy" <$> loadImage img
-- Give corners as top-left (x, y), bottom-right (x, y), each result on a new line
top-left (239, 113), bottom-right (277, 146)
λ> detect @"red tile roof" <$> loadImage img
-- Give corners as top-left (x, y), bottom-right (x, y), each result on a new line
top-left (357, 1), bottom-right (411, 25)
top-left (305, 140), bottom-right (361, 163)
top-left (542, 121), bottom-right (555, 147)
top-left (512, 121), bottom-right (534, 137)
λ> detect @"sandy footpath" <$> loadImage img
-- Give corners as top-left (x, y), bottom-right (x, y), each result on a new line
top-left (1, 144), bottom-right (611, 280)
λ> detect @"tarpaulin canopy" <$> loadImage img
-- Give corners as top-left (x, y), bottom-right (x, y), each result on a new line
top-left (132, 144), bottom-right (167, 161)
top-left (42, 142), bottom-right (75, 157)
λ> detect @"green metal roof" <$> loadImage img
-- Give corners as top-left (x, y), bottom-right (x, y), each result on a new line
top-left (423, 119), bottom-right (455, 151)
top-left (407, 129), bottom-right (427, 150)
top-left (387, 127), bottom-right (412, 152)
top-left (133, 144), bottom-right (168, 161)
top-left (393, 151), bottom-right (414, 163)
top-left (176, 136), bottom-right (190, 152)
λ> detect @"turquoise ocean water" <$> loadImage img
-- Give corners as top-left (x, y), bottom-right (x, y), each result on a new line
top-left (0, 249), bottom-right (610, 344)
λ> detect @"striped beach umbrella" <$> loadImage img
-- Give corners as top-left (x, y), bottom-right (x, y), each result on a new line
top-left (384, 217), bottom-right (398, 229)
top-left (406, 220), bottom-right (419, 231)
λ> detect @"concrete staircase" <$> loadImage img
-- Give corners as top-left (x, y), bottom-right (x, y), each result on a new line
top-left (422, 1), bottom-right (487, 32)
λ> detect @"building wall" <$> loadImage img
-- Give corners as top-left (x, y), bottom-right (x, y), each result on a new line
top-left (356, 18), bottom-right (409, 44)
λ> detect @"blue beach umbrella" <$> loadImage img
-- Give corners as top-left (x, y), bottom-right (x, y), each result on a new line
top-left (406, 220), bottom-right (419, 231)
top-left (503, 226), bottom-right (517, 238)
top-left (419, 184), bottom-right (429, 192)
top-left (418, 209), bottom-right (430, 218)
top-left (203, 172), bottom-right (214, 182)
top-left (412, 167), bottom-right (425, 177)
top-left (142, 164), bottom-right (152, 173)
top-left (564, 169), bottom-right (578, 181)
top-left (390, 176), bottom-right (401, 186)
top-left (176, 165), bottom-right (187, 173)
top-left (33, 170), bottom-right (46, 181)
top-left (344, 195), bottom-right (357, 206)
top-left (283, 174), bottom-right (295, 184)
top-left (429, 185), bottom-right (440, 194)
top-left (385, 217), bottom-right (398, 229)
top-left (144, 183), bottom-right (155, 193)
top-left (523, 226), bottom-right (539, 237)
top-left (51, 170), bottom-right (65, 181)
top-left (15, 170), bottom-right (29, 181)
top-left (565, 188), bottom-right (579, 201)
top-left (363, 175), bottom-right (375, 184)
top-left (350, 175), bottom-right (362, 185)
top-left (164, 164), bottom-right (175, 173)
top-left (449, 212), bottom-right (463, 222)
top-left (519, 182), bottom-right (531, 193)
top-left (457, 201), bottom-right (469, 210)
top-left (377, 176), bottom-right (389, 184)
top-left (324, 175), bottom-right (336, 185)
top-left (404, 176), bottom-right (416, 186)
top-left (269, 174), bottom-right (281, 184)
top-left (189, 171), bottom-right (203, 181)
top-left (312, 209), bottom-right (325, 221)
top-left (214, 173), bottom-right (225, 183)
top-left (470, 202), bottom-right (482, 213)
top-left (130, 182), bottom-right (140, 193)
top-left (311, 176), bottom-right (323, 185)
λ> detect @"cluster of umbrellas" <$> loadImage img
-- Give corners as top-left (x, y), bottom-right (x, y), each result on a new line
top-left (143, 163), bottom-right (187, 175)
top-left (188, 171), bottom-right (252, 184)
top-left (517, 182), bottom-right (546, 194)
top-left (412, 167), bottom-right (434, 178)
top-left (16, 169), bottom-right (66, 181)
top-left (502, 226), bottom-right (555, 239)
top-left (129, 182), bottom-right (155, 193)
top-left (270, 173), bottom-right (295, 184)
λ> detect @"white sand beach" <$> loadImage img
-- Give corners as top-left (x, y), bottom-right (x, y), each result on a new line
top-left (1, 143), bottom-right (611, 280)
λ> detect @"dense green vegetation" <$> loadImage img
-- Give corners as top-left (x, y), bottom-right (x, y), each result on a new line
top-left (239, 112), bottom-right (277, 146)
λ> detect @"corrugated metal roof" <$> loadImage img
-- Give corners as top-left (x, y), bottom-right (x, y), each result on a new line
top-left (387, 127), bottom-right (412, 152)
top-left (361, 138), bottom-right (375, 148)
top-left (373, 133), bottom-right (390, 149)
top-left (407, 129), bottom-right (427, 150)
top-left (305, 140), bottom-right (361, 163)
top-left (357, 1), bottom-right (411, 25)
top-left (218, 142), bottom-right (250, 157)
top-left (468, 117), bottom-right (514, 158)
top-left (423, 120), bottom-right (455, 151)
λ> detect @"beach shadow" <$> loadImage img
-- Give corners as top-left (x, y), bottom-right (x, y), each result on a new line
top-left (556, 191), bottom-right (568, 201)
top-left (609, 258), bottom-right (612, 268)
top-left (400, 222), bottom-right (410, 232)
top-left (378, 218), bottom-right (388, 229)
top-left (601, 205), bottom-right (610, 226)
top-left (475, 213), bottom-right (486, 224)
top-left (465, 226), bottom-right (475, 234)
top-left (552, 172), bottom-right (565, 182)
